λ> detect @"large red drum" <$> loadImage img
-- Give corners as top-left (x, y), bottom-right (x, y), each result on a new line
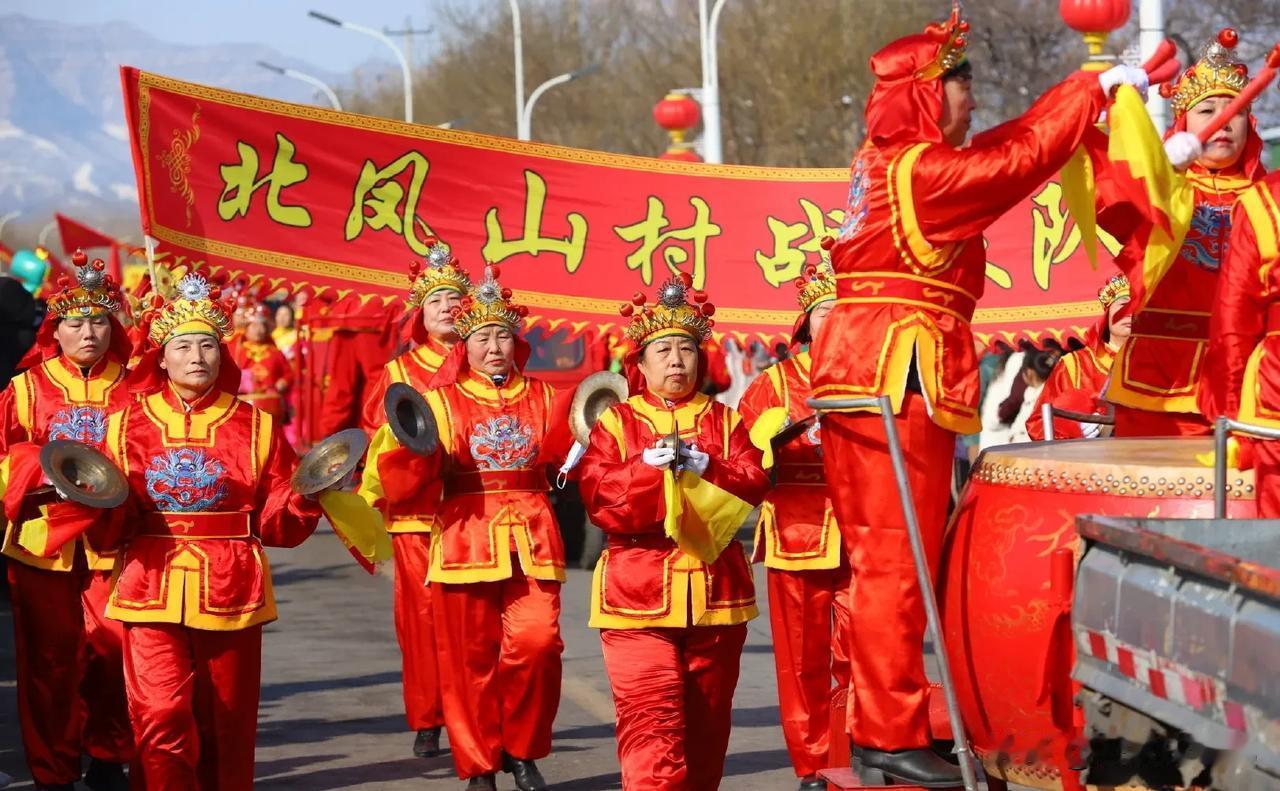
top-left (940, 438), bottom-right (1256, 790)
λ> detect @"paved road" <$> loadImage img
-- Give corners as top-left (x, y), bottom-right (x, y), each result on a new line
top-left (1, 527), bottom-right (808, 790)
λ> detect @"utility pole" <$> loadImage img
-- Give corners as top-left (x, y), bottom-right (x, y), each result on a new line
top-left (383, 17), bottom-right (433, 73)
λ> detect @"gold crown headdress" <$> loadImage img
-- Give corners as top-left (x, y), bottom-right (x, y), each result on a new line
top-left (407, 239), bottom-right (473, 308)
top-left (795, 238), bottom-right (837, 312)
top-left (620, 272), bottom-right (715, 346)
top-left (142, 272), bottom-right (235, 346)
top-left (46, 249), bottom-right (122, 319)
top-left (1097, 273), bottom-right (1131, 308)
top-left (915, 2), bottom-right (970, 81)
top-left (1161, 29), bottom-right (1248, 116)
top-left (451, 265), bottom-right (527, 339)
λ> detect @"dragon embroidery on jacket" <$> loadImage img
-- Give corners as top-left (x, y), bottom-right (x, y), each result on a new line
top-left (1178, 203), bottom-right (1232, 272)
top-left (838, 156), bottom-right (871, 242)
top-left (145, 448), bottom-right (229, 512)
top-left (47, 406), bottom-right (107, 444)
top-left (469, 415), bottom-right (538, 470)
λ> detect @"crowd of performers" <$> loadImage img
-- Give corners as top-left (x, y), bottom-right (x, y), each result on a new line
top-left (3, 6), bottom-right (1280, 791)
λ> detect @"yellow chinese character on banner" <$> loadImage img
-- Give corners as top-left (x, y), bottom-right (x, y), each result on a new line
top-left (754, 199), bottom-right (845, 287)
top-left (217, 133), bottom-right (311, 227)
top-left (1030, 182), bottom-right (1121, 290)
top-left (345, 152), bottom-right (437, 254)
top-left (614, 196), bottom-right (721, 289)
top-left (483, 170), bottom-right (588, 272)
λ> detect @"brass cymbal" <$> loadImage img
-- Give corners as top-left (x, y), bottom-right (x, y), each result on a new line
top-left (569, 371), bottom-right (628, 447)
top-left (39, 440), bottom-right (128, 509)
top-left (384, 382), bottom-right (439, 456)
top-left (292, 428), bottom-right (369, 496)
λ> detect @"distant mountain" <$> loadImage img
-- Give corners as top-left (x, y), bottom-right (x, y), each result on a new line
top-left (0, 13), bottom-right (344, 232)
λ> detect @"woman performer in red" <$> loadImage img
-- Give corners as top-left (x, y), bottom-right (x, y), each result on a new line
top-left (0, 252), bottom-right (133, 791)
top-left (1026, 274), bottom-right (1131, 440)
top-left (376, 266), bottom-right (569, 790)
top-left (1201, 168), bottom-right (1280, 516)
top-left (1094, 29), bottom-right (1266, 436)
top-left (359, 240), bottom-right (470, 759)
top-left (738, 258), bottom-right (849, 789)
top-left (809, 3), bottom-right (1143, 784)
top-left (577, 274), bottom-right (770, 790)
top-left (84, 272), bottom-right (326, 789)
top-left (231, 301), bottom-right (291, 419)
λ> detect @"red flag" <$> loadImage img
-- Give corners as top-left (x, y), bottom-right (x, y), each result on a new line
top-left (54, 213), bottom-right (121, 279)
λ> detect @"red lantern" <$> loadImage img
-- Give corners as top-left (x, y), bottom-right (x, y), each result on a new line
top-left (1059, 0), bottom-right (1131, 65)
top-left (653, 92), bottom-right (701, 133)
top-left (1058, 0), bottom-right (1130, 33)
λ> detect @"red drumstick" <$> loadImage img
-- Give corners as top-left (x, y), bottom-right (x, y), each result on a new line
top-left (1146, 57), bottom-right (1181, 87)
top-left (1194, 43), bottom-right (1280, 145)
top-left (1142, 38), bottom-right (1176, 75)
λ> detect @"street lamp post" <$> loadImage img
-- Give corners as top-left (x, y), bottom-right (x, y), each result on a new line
top-left (0, 211), bottom-right (19, 241)
top-left (1139, 0), bottom-right (1168, 130)
top-left (520, 65), bottom-right (599, 141)
top-left (698, 0), bottom-right (730, 164)
top-left (308, 10), bottom-right (413, 122)
top-left (258, 60), bottom-right (343, 111)
top-left (509, 0), bottom-right (525, 138)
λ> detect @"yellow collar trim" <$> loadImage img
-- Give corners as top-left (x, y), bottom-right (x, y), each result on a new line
top-left (141, 389), bottom-right (239, 445)
top-left (411, 341), bottom-right (448, 373)
top-left (457, 371), bottom-right (529, 406)
top-left (628, 391), bottom-right (714, 435)
top-left (42, 356), bottom-right (125, 407)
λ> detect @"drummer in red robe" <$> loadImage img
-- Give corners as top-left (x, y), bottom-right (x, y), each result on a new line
top-left (808, 4), bottom-right (1145, 784)
top-left (577, 274), bottom-right (770, 790)
top-left (738, 257), bottom-right (849, 789)
top-left (359, 240), bottom-right (470, 759)
top-left (0, 251), bottom-right (133, 791)
top-left (80, 272), bottom-right (325, 789)
top-left (1201, 169), bottom-right (1280, 516)
top-left (231, 302), bottom-right (292, 418)
top-left (370, 266), bottom-right (568, 790)
top-left (1026, 274), bottom-right (1131, 440)
top-left (1094, 29), bottom-right (1266, 437)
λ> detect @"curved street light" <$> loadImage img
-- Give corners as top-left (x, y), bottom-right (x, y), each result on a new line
top-left (258, 61), bottom-right (343, 111)
top-left (519, 64), bottom-right (600, 141)
top-left (309, 10), bottom-right (412, 122)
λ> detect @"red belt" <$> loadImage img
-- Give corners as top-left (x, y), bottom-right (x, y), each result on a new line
top-left (1130, 309), bottom-right (1210, 341)
top-left (775, 464), bottom-right (827, 486)
top-left (836, 272), bottom-right (976, 320)
top-left (141, 511), bottom-right (252, 539)
top-left (444, 470), bottom-right (549, 498)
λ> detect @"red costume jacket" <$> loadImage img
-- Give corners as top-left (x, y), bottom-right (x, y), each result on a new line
top-left (232, 339), bottom-right (291, 418)
top-left (1025, 333), bottom-right (1117, 440)
top-left (359, 340), bottom-right (451, 534)
top-left (411, 371), bottom-right (570, 585)
top-left (93, 387), bottom-right (321, 630)
top-left (737, 352), bottom-right (840, 570)
top-left (811, 78), bottom-right (1106, 434)
top-left (0, 355), bottom-right (131, 571)
top-left (1200, 175), bottom-right (1280, 428)
top-left (578, 391), bottom-right (769, 629)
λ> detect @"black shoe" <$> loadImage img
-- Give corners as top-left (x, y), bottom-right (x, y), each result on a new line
top-left (501, 751), bottom-right (548, 791)
top-left (856, 746), bottom-right (963, 788)
top-left (465, 774), bottom-right (497, 791)
top-left (413, 726), bottom-right (443, 758)
top-left (799, 774), bottom-right (828, 790)
top-left (84, 758), bottom-right (129, 791)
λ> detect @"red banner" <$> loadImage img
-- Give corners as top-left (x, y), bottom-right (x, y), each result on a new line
top-left (121, 67), bottom-right (1117, 347)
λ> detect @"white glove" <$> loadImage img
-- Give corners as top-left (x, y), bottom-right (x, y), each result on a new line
top-left (683, 443), bottom-right (710, 476)
top-left (1163, 131), bottom-right (1203, 170)
top-left (1098, 64), bottom-right (1149, 98)
top-left (1081, 421), bottom-right (1103, 439)
top-left (642, 445), bottom-right (677, 468)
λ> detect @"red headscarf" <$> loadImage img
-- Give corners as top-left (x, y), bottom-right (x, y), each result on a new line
top-left (864, 33), bottom-right (948, 147)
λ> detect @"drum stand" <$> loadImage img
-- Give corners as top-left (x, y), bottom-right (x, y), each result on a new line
top-left (808, 395), bottom-right (978, 791)
top-left (1213, 416), bottom-right (1280, 518)
top-left (1040, 403), bottom-right (1114, 441)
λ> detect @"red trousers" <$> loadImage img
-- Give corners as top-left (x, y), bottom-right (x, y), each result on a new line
top-left (124, 622), bottom-right (262, 791)
top-left (1112, 404), bottom-right (1211, 437)
top-left (1255, 440), bottom-right (1280, 519)
top-left (391, 532), bottom-right (444, 730)
top-left (600, 624), bottom-right (747, 791)
top-left (432, 562), bottom-right (563, 779)
top-left (821, 393), bottom-right (953, 751)
top-left (8, 561), bottom-right (132, 785)
top-left (767, 566), bottom-right (852, 777)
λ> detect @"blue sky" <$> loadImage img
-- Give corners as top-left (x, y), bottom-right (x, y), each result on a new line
top-left (8, 0), bottom-right (469, 75)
